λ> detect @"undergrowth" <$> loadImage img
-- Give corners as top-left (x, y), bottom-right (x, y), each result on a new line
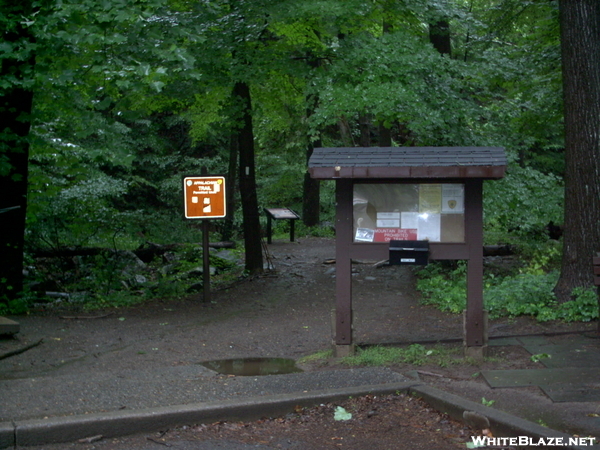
top-left (0, 243), bottom-right (244, 315)
top-left (416, 254), bottom-right (599, 323)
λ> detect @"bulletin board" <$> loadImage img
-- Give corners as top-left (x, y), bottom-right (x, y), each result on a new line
top-left (353, 183), bottom-right (465, 243)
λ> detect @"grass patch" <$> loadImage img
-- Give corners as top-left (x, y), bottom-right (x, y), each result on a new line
top-left (342, 344), bottom-right (462, 368)
top-left (297, 349), bottom-right (334, 364)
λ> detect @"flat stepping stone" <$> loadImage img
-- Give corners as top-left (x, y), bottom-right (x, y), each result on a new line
top-left (0, 316), bottom-right (19, 335)
top-left (488, 336), bottom-right (522, 346)
top-left (519, 336), bottom-right (600, 368)
top-left (539, 385), bottom-right (600, 403)
top-left (481, 367), bottom-right (600, 403)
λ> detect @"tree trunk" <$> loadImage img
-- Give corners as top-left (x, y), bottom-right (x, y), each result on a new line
top-left (429, 19), bottom-right (452, 56)
top-left (358, 114), bottom-right (370, 147)
top-left (377, 18), bottom-right (393, 148)
top-left (338, 117), bottom-right (354, 146)
top-left (221, 134), bottom-right (238, 241)
top-left (554, 0), bottom-right (600, 302)
top-left (378, 124), bottom-right (392, 147)
top-left (302, 70), bottom-right (321, 227)
top-left (233, 81), bottom-right (263, 273)
top-left (0, 1), bottom-right (36, 303)
top-left (302, 137), bottom-right (322, 227)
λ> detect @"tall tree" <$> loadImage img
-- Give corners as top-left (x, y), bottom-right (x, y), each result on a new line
top-left (0, 1), bottom-right (36, 303)
top-left (302, 58), bottom-right (322, 227)
top-left (429, 17), bottom-right (452, 56)
top-left (554, 0), bottom-right (600, 301)
top-left (234, 81), bottom-right (263, 273)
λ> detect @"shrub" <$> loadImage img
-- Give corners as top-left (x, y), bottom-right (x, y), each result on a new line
top-left (416, 263), bottom-right (598, 323)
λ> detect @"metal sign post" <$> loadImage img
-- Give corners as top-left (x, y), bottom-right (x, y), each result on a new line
top-left (183, 175), bottom-right (227, 302)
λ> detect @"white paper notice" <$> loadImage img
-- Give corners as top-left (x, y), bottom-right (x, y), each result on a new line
top-left (417, 213), bottom-right (441, 242)
top-left (401, 212), bottom-right (419, 229)
top-left (442, 184), bottom-right (464, 214)
top-left (377, 212), bottom-right (400, 228)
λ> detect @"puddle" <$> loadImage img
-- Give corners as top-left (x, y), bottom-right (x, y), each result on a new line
top-left (200, 357), bottom-right (302, 376)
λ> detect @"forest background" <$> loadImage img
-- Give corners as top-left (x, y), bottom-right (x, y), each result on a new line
top-left (1, 0), bottom-right (599, 322)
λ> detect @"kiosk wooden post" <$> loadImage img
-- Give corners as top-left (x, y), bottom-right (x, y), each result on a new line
top-left (334, 180), bottom-right (354, 355)
top-left (309, 147), bottom-right (506, 358)
top-left (464, 179), bottom-right (486, 356)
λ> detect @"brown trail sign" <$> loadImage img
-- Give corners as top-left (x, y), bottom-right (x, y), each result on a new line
top-left (184, 176), bottom-right (226, 219)
top-left (183, 175), bottom-right (227, 302)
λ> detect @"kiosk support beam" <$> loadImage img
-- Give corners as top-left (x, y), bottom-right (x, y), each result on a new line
top-left (334, 179), bottom-right (354, 356)
top-left (464, 179), bottom-right (487, 357)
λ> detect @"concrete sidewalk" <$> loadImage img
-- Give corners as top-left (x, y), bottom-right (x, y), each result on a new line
top-left (2, 378), bottom-right (598, 449)
top-left (1, 360), bottom-right (600, 449)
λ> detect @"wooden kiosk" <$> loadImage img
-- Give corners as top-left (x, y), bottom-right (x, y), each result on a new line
top-left (308, 147), bottom-right (507, 358)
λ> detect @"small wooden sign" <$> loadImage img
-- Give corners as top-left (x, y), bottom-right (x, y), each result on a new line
top-left (264, 208), bottom-right (300, 220)
top-left (184, 176), bottom-right (226, 219)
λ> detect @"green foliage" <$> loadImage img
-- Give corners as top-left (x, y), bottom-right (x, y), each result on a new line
top-left (0, 273), bottom-right (31, 314)
top-left (310, 29), bottom-right (481, 146)
top-left (557, 288), bottom-right (599, 322)
top-left (1, 0), bottom-right (577, 310)
top-left (257, 153), bottom-right (305, 210)
top-left (416, 262), bottom-right (599, 323)
top-left (481, 397), bottom-right (495, 407)
top-left (0, 282), bottom-right (50, 315)
top-left (295, 223), bottom-right (336, 239)
top-left (16, 241), bottom-right (242, 312)
top-left (417, 262), bottom-right (468, 314)
top-left (80, 290), bottom-right (146, 311)
top-left (484, 164), bottom-right (564, 244)
top-left (0, 298), bottom-right (29, 316)
top-left (28, 173), bottom-right (129, 249)
top-left (531, 353), bottom-right (551, 363)
top-left (519, 241), bottom-right (562, 275)
top-left (484, 272), bottom-right (559, 320)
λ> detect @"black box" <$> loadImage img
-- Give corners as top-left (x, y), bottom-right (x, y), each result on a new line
top-left (389, 240), bottom-right (429, 266)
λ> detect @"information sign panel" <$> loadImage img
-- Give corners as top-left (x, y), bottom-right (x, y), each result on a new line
top-left (353, 183), bottom-right (465, 243)
top-left (184, 176), bottom-right (226, 219)
top-left (264, 208), bottom-right (300, 220)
